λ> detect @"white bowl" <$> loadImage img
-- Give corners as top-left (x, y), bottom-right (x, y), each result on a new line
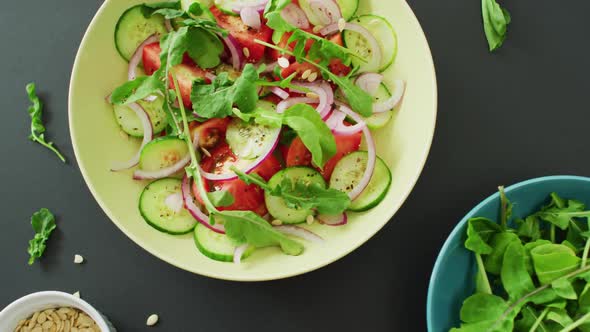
top-left (0, 291), bottom-right (115, 331)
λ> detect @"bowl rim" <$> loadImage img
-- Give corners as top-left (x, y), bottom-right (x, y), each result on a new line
top-left (426, 175), bottom-right (590, 331)
top-left (68, 0), bottom-right (438, 281)
top-left (0, 291), bottom-right (111, 331)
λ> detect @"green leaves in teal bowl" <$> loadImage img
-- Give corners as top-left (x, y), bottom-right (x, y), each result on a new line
top-left (427, 176), bottom-right (590, 332)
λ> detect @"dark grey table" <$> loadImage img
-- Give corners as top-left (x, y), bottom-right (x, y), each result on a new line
top-left (2, 1), bottom-right (589, 331)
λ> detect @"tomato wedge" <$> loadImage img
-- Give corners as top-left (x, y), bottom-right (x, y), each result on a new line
top-left (285, 137), bottom-right (313, 167)
top-left (142, 42), bottom-right (211, 108)
top-left (211, 7), bottom-right (272, 63)
top-left (190, 118), bottom-right (231, 150)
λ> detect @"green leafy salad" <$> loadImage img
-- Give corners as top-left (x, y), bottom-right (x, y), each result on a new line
top-left (106, 0), bottom-right (407, 264)
top-left (452, 189), bottom-right (590, 331)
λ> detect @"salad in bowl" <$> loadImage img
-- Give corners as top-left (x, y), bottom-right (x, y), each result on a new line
top-left (106, 0), bottom-right (405, 264)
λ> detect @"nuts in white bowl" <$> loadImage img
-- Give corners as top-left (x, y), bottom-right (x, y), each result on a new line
top-left (0, 291), bottom-right (115, 332)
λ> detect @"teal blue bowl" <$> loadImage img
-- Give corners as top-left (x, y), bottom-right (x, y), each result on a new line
top-left (426, 175), bottom-right (590, 332)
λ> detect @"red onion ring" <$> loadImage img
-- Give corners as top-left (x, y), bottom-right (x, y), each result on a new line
top-left (320, 22), bottom-right (382, 72)
top-left (337, 105), bottom-right (376, 200)
top-left (181, 176), bottom-right (226, 234)
top-left (234, 244), bottom-right (249, 264)
top-left (240, 7), bottom-right (261, 30)
top-left (273, 225), bottom-right (324, 244)
top-left (325, 110), bottom-right (365, 135)
top-left (128, 34), bottom-right (160, 81)
top-left (355, 73), bottom-right (384, 96)
top-left (281, 3), bottom-right (310, 29)
top-left (205, 72), bottom-right (217, 82)
top-left (290, 82), bottom-right (333, 118)
top-left (303, 0), bottom-right (341, 26)
top-left (270, 87), bottom-right (289, 100)
top-left (325, 109), bottom-right (346, 129)
top-left (132, 154), bottom-right (191, 180)
top-left (276, 97), bottom-right (318, 113)
top-left (230, 0), bottom-right (269, 12)
top-left (222, 35), bottom-right (243, 70)
top-left (373, 80), bottom-right (406, 113)
top-left (317, 213), bottom-right (348, 226)
top-left (110, 103), bottom-right (153, 171)
top-left (198, 127), bottom-right (281, 181)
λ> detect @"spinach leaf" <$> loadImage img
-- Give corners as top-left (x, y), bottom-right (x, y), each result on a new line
top-left (282, 104), bottom-right (337, 168)
top-left (25, 83), bottom-right (66, 162)
top-left (27, 208), bottom-right (58, 265)
top-left (465, 217), bottom-right (502, 255)
top-left (222, 210), bottom-right (304, 255)
top-left (191, 64), bottom-right (259, 118)
top-left (501, 241), bottom-right (535, 301)
top-left (481, 0), bottom-right (511, 52)
top-left (531, 244), bottom-right (581, 285)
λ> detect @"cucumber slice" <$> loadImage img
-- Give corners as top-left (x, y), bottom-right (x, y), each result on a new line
top-left (330, 151), bottom-right (391, 212)
top-left (139, 137), bottom-right (189, 171)
top-left (226, 115), bottom-right (281, 160)
top-left (139, 178), bottom-right (197, 234)
top-left (343, 15), bottom-right (398, 73)
top-left (265, 167), bottom-right (326, 224)
top-left (115, 5), bottom-right (168, 61)
top-left (194, 223), bottom-right (254, 262)
top-left (362, 83), bottom-right (394, 129)
top-left (336, 0), bottom-right (359, 20)
top-left (113, 97), bottom-right (168, 137)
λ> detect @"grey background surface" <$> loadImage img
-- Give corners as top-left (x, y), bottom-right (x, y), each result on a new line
top-left (1, 1), bottom-right (589, 331)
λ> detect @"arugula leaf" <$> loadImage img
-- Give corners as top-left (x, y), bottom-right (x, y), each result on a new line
top-left (481, 0), bottom-right (511, 52)
top-left (515, 216), bottom-right (542, 241)
top-left (501, 241), bottom-right (536, 301)
top-left (535, 200), bottom-right (590, 231)
top-left (207, 191), bottom-right (235, 207)
top-left (233, 167), bottom-right (351, 215)
top-left (551, 277), bottom-right (578, 300)
top-left (546, 308), bottom-right (575, 328)
top-left (483, 232), bottom-right (519, 275)
top-left (163, 26), bottom-right (224, 69)
top-left (191, 64), bottom-right (259, 118)
top-left (110, 74), bottom-right (165, 105)
top-left (264, 0), bottom-right (294, 43)
top-left (222, 210), bottom-right (304, 255)
top-left (282, 104), bottom-right (337, 168)
top-left (232, 105), bottom-right (283, 128)
top-left (152, 8), bottom-right (185, 19)
top-left (27, 208), bottom-right (57, 265)
top-left (465, 217), bottom-right (502, 255)
top-left (25, 83), bottom-right (66, 163)
top-left (531, 244), bottom-right (581, 285)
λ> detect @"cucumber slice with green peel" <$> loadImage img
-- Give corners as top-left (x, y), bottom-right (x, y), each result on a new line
top-left (139, 178), bottom-right (197, 234)
top-left (113, 97), bottom-right (168, 137)
top-left (330, 152), bottom-right (391, 212)
top-left (194, 223), bottom-right (255, 262)
top-left (336, 0), bottom-right (359, 20)
top-left (139, 137), bottom-right (189, 171)
top-left (265, 167), bottom-right (326, 224)
top-left (115, 5), bottom-right (168, 61)
top-left (226, 114), bottom-right (281, 160)
top-left (343, 15), bottom-right (398, 73)
top-left (362, 83), bottom-right (394, 129)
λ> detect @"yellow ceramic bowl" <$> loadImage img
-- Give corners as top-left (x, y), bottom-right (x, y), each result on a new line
top-left (69, 0), bottom-right (437, 281)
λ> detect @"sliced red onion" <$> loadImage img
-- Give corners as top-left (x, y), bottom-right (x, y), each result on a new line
top-left (181, 175), bottom-right (226, 234)
top-left (132, 153), bottom-right (191, 180)
top-left (165, 19), bottom-right (174, 32)
top-left (270, 86), bottom-right (289, 100)
top-left (240, 7), bottom-right (261, 30)
top-left (276, 97), bottom-right (318, 113)
top-left (198, 127), bottom-right (280, 181)
top-left (338, 105), bottom-right (376, 200)
top-left (291, 82), bottom-right (333, 118)
top-left (281, 3), bottom-right (310, 29)
top-left (273, 225), bottom-right (324, 244)
top-left (231, 0), bottom-right (269, 12)
top-left (128, 34), bottom-right (160, 81)
top-left (325, 110), bottom-right (346, 129)
top-left (373, 80), bottom-right (406, 113)
top-left (143, 95), bottom-right (159, 102)
top-left (165, 192), bottom-right (184, 213)
top-left (222, 35), bottom-right (243, 70)
top-left (322, 110), bottom-right (333, 121)
top-left (320, 22), bottom-right (382, 72)
top-left (355, 73), bottom-right (384, 96)
top-left (304, 0), bottom-right (341, 26)
top-left (234, 244), bottom-right (249, 264)
top-left (317, 213), bottom-right (348, 226)
top-left (325, 110), bottom-right (365, 135)
top-left (110, 103), bottom-right (153, 171)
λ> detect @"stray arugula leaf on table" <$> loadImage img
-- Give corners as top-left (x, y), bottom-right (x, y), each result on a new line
top-left (27, 208), bottom-right (58, 265)
top-left (451, 190), bottom-right (590, 331)
top-left (25, 83), bottom-right (66, 163)
top-left (481, 0), bottom-right (511, 52)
